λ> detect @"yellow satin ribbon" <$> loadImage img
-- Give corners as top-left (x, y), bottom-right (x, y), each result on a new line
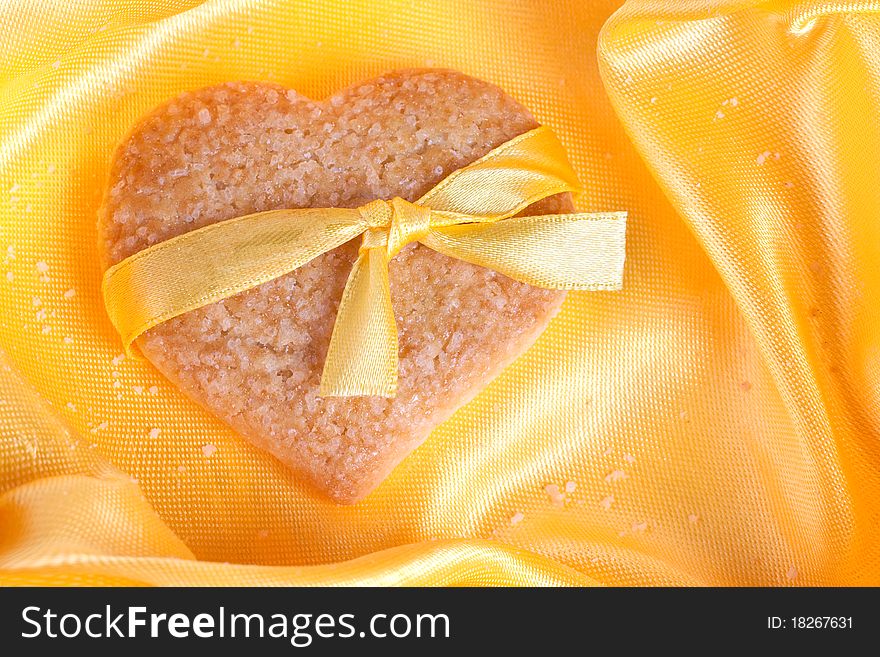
top-left (102, 126), bottom-right (627, 397)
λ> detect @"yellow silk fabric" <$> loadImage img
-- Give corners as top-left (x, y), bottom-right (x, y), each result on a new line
top-left (102, 126), bottom-right (627, 397)
top-left (0, 0), bottom-right (878, 586)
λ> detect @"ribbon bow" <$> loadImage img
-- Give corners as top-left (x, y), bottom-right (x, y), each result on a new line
top-left (102, 126), bottom-right (627, 397)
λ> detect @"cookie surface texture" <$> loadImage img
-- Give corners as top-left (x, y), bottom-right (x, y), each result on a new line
top-left (99, 70), bottom-right (572, 503)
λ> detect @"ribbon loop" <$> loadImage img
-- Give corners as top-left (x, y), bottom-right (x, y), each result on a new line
top-left (102, 126), bottom-right (628, 398)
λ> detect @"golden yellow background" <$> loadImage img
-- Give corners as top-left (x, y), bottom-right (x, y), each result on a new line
top-left (1, 0), bottom-right (878, 585)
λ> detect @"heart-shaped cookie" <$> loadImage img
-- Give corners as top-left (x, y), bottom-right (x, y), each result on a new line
top-left (99, 69), bottom-right (571, 503)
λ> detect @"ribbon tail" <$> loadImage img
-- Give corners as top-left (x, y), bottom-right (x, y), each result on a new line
top-left (421, 212), bottom-right (627, 290)
top-left (320, 248), bottom-right (398, 397)
top-left (102, 208), bottom-right (365, 354)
